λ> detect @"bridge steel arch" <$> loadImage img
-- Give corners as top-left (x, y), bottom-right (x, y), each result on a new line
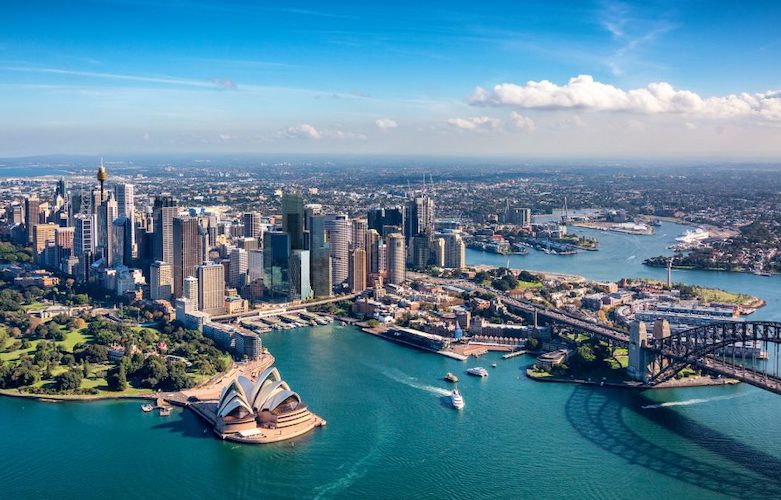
top-left (646, 321), bottom-right (781, 391)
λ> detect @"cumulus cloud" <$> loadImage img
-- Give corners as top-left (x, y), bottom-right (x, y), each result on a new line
top-left (284, 124), bottom-right (366, 140)
top-left (468, 75), bottom-right (781, 122)
top-left (447, 116), bottom-right (501, 130)
top-left (375, 118), bottom-right (398, 129)
top-left (509, 111), bottom-right (536, 131)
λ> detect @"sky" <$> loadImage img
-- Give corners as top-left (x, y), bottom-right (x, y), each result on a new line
top-left (1, 0), bottom-right (780, 160)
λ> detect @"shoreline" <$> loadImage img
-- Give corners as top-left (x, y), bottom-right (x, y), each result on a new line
top-left (644, 261), bottom-right (777, 277)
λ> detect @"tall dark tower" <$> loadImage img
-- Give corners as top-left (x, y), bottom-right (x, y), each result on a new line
top-left (96, 158), bottom-right (108, 202)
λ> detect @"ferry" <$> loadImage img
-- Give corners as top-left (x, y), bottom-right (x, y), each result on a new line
top-left (450, 389), bottom-right (465, 410)
top-left (444, 372), bottom-right (459, 383)
top-left (467, 367), bottom-right (489, 377)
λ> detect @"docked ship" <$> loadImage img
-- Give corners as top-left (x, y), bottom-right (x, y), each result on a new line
top-left (675, 228), bottom-right (709, 245)
top-left (450, 389), bottom-right (465, 410)
top-left (467, 367), bottom-right (489, 377)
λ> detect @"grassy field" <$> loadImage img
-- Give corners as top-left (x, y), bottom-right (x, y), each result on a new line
top-left (691, 286), bottom-right (757, 306)
top-left (515, 281), bottom-right (543, 290)
top-left (0, 326), bottom-right (93, 362)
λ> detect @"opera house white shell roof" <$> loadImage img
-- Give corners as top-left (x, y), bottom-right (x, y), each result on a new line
top-left (216, 367), bottom-right (303, 418)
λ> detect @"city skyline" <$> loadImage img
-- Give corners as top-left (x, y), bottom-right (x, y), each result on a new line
top-left (1, 0), bottom-right (780, 159)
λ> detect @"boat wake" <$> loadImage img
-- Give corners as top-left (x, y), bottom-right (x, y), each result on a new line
top-left (627, 255), bottom-right (636, 261)
top-left (381, 369), bottom-right (450, 397)
top-left (641, 393), bottom-right (747, 410)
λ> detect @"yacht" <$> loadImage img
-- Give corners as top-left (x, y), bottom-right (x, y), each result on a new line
top-left (450, 389), bottom-right (465, 410)
top-left (467, 367), bottom-right (489, 377)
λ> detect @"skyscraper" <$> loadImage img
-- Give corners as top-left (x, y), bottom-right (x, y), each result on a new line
top-left (368, 207), bottom-right (404, 237)
top-left (109, 216), bottom-right (131, 267)
top-left (54, 226), bottom-right (74, 263)
top-left (387, 233), bottom-right (406, 285)
top-left (289, 249), bottom-right (313, 301)
top-left (73, 214), bottom-right (95, 258)
top-left (432, 237), bottom-right (445, 268)
top-left (183, 275), bottom-right (199, 303)
top-left (350, 248), bottom-right (367, 293)
top-left (96, 194), bottom-right (118, 262)
top-left (443, 232), bottom-right (466, 269)
top-left (115, 183), bottom-right (136, 258)
top-left (405, 196), bottom-right (435, 239)
top-left (242, 212), bottom-right (262, 240)
top-left (281, 193), bottom-right (305, 250)
top-left (309, 215), bottom-right (332, 297)
top-left (351, 218), bottom-right (368, 250)
top-left (263, 231), bottom-right (291, 301)
top-left (365, 229), bottom-right (380, 274)
top-left (325, 215), bottom-right (350, 286)
top-left (153, 196), bottom-right (177, 265)
top-left (172, 216), bottom-right (202, 298)
top-left (149, 261), bottom-right (173, 300)
top-left (229, 247), bottom-right (248, 288)
top-left (24, 196), bottom-right (41, 244)
top-left (197, 262), bottom-right (225, 315)
top-left (33, 223), bottom-right (57, 265)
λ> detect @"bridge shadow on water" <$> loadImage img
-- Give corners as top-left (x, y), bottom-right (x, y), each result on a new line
top-left (565, 386), bottom-right (781, 498)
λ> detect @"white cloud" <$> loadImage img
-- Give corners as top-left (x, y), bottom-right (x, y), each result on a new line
top-left (286, 123), bottom-right (321, 139)
top-left (469, 75), bottom-right (781, 122)
top-left (375, 118), bottom-right (398, 129)
top-left (284, 124), bottom-right (366, 140)
top-left (509, 111), bottom-right (536, 131)
top-left (447, 116), bottom-right (501, 130)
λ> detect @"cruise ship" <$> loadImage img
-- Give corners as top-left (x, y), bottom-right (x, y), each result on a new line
top-left (675, 228), bottom-right (709, 245)
top-left (467, 367), bottom-right (489, 377)
top-left (450, 389), bottom-right (465, 410)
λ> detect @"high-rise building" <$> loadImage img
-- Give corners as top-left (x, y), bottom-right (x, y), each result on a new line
top-left (365, 229), bottom-right (380, 274)
top-left (289, 249), bottom-right (312, 301)
top-left (153, 196), bottom-right (178, 265)
top-left (172, 216), bottom-right (202, 298)
top-left (242, 212), bottom-right (262, 240)
top-left (405, 196), bottom-right (435, 239)
top-left (96, 194), bottom-right (118, 262)
top-left (149, 261), bottom-right (173, 300)
top-left (411, 234), bottom-right (431, 269)
top-left (281, 194), bottom-right (306, 250)
top-left (229, 247), bottom-right (248, 288)
top-left (24, 196), bottom-right (41, 244)
top-left (54, 226), bottom-right (75, 262)
top-left (368, 207), bottom-right (404, 237)
top-left (443, 232), bottom-right (466, 269)
top-left (183, 275), bottom-right (199, 304)
top-left (309, 215), bottom-right (332, 298)
top-left (73, 214), bottom-right (95, 258)
top-left (351, 219), bottom-right (368, 250)
top-left (387, 233), bottom-right (406, 285)
top-left (247, 249), bottom-right (263, 284)
top-left (506, 207), bottom-right (532, 227)
top-left (197, 262), bottom-right (225, 315)
top-left (431, 237), bottom-right (445, 268)
top-left (263, 231), bottom-right (291, 301)
top-left (109, 216), bottom-right (132, 267)
top-left (115, 183), bottom-right (136, 257)
top-left (33, 223), bottom-right (57, 265)
top-left (325, 215), bottom-right (350, 286)
top-left (350, 248), bottom-right (367, 293)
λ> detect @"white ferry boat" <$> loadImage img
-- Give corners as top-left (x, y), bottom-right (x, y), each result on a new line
top-left (450, 389), bottom-right (465, 410)
top-left (467, 367), bottom-right (489, 377)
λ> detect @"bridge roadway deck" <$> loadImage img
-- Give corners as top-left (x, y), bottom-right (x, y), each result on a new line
top-left (693, 357), bottom-right (781, 396)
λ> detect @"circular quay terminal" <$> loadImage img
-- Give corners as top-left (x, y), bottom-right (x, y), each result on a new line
top-left (2, 1), bottom-right (781, 499)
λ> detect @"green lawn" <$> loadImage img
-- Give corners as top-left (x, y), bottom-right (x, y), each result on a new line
top-left (515, 281), bottom-right (543, 290)
top-left (59, 328), bottom-right (92, 352)
top-left (0, 326), bottom-right (92, 362)
top-left (1, 338), bottom-right (43, 362)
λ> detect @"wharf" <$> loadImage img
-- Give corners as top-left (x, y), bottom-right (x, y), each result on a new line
top-left (360, 327), bottom-right (469, 361)
top-left (502, 350), bottom-right (528, 359)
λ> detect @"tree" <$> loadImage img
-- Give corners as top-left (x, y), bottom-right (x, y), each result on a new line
top-left (107, 366), bottom-right (128, 391)
top-left (55, 369), bottom-right (83, 391)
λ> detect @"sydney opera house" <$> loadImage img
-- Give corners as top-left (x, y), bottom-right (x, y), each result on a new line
top-left (210, 366), bottom-right (325, 443)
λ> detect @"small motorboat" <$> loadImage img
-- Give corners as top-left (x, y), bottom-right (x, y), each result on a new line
top-left (444, 372), bottom-right (459, 383)
top-left (141, 404), bottom-right (154, 412)
top-left (491, 363), bottom-right (497, 368)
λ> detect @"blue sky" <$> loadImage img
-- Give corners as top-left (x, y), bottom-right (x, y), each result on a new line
top-left (1, 0), bottom-right (780, 159)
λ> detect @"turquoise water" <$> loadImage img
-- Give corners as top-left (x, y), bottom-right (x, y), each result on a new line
top-left (2, 220), bottom-right (781, 499)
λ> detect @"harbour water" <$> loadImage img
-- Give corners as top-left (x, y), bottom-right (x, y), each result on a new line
top-left (1, 221), bottom-right (781, 499)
